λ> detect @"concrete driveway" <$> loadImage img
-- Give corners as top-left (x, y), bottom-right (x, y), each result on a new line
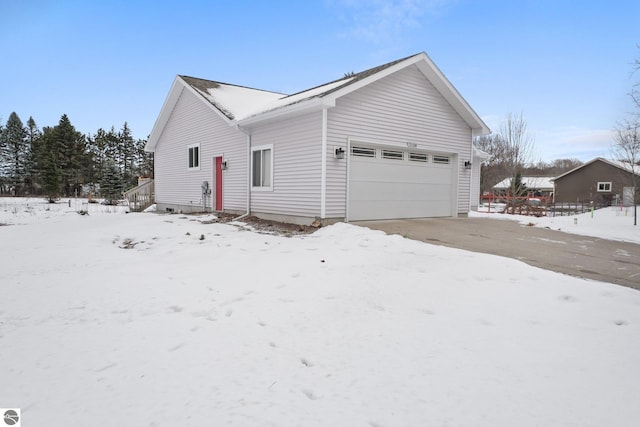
top-left (353, 217), bottom-right (640, 290)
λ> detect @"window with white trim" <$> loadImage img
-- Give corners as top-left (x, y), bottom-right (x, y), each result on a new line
top-left (188, 144), bottom-right (200, 169)
top-left (252, 145), bottom-right (273, 189)
top-left (597, 182), bottom-right (611, 192)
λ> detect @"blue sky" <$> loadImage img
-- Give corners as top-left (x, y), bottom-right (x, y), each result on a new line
top-left (1, 0), bottom-right (638, 161)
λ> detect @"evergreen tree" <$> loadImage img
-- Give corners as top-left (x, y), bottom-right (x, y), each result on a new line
top-left (25, 116), bottom-right (42, 194)
top-left (0, 118), bottom-right (5, 194)
top-left (54, 114), bottom-right (88, 196)
top-left (134, 136), bottom-right (153, 179)
top-left (510, 172), bottom-right (528, 197)
top-left (1, 112), bottom-right (29, 195)
top-left (119, 122), bottom-right (136, 188)
top-left (100, 160), bottom-right (124, 204)
top-left (39, 127), bottom-right (62, 202)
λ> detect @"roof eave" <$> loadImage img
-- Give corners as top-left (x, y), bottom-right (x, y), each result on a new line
top-left (237, 97), bottom-right (332, 127)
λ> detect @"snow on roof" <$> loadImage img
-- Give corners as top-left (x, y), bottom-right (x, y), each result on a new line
top-left (180, 77), bottom-right (285, 121)
top-left (493, 176), bottom-right (555, 190)
top-left (180, 53), bottom-right (420, 122)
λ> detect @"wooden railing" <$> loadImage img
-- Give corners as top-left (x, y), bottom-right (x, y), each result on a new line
top-left (124, 179), bottom-right (154, 212)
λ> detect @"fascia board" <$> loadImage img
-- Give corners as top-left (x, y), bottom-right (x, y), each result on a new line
top-left (414, 55), bottom-right (490, 136)
top-left (553, 157), bottom-right (601, 181)
top-left (145, 77), bottom-right (235, 152)
top-left (146, 76), bottom-right (183, 152)
top-left (321, 52), bottom-right (490, 137)
top-left (321, 54), bottom-right (425, 106)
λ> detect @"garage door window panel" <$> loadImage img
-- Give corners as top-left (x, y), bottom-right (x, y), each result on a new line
top-left (382, 149), bottom-right (404, 160)
top-left (351, 146), bottom-right (376, 158)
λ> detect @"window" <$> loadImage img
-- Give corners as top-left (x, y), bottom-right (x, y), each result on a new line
top-left (351, 146), bottom-right (376, 158)
top-left (188, 144), bottom-right (200, 169)
top-left (252, 145), bottom-right (273, 189)
top-left (597, 182), bottom-right (611, 192)
top-left (382, 149), bottom-right (404, 160)
top-left (409, 152), bottom-right (428, 162)
top-left (432, 155), bottom-right (450, 164)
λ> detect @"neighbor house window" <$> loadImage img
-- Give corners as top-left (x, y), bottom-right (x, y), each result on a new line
top-left (597, 182), bottom-right (611, 192)
top-left (252, 145), bottom-right (273, 189)
top-left (188, 144), bottom-right (200, 169)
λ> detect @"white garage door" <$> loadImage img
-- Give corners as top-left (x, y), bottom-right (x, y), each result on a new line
top-left (348, 144), bottom-right (454, 221)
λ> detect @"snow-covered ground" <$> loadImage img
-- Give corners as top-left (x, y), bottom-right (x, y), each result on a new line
top-left (1, 198), bottom-right (639, 427)
top-left (472, 205), bottom-right (640, 244)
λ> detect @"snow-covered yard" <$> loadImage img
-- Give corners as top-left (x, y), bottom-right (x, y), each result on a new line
top-left (1, 198), bottom-right (639, 427)
top-left (472, 205), bottom-right (640, 244)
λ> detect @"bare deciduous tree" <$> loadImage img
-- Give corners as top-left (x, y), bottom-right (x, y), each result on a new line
top-left (500, 112), bottom-right (535, 196)
top-left (611, 120), bottom-right (640, 225)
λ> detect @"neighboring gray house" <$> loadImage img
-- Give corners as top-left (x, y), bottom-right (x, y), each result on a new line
top-left (145, 52), bottom-right (490, 224)
top-left (553, 157), bottom-right (639, 206)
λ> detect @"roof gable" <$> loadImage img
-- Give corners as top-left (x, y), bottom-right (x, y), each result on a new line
top-left (146, 52), bottom-right (490, 152)
top-left (553, 157), bottom-right (639, 181)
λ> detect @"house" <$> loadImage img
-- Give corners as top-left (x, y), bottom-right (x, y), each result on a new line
top-left (553, 157), bottom-right (639, 206)
top-left (492, 176), bottom-right (554, 197)
top-left (145, 52), bottom-right (490, 224)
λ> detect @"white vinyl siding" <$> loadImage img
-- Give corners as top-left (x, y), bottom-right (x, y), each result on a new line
top-left (326, 64), bottom-right (472, 217)
top-left (249, 111), bottom-right (322, 218)
top-left (153, 88), bottom-right (247, 211)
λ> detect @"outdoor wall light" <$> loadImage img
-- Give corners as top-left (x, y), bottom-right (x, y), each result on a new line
top-left (335, 147), bottom-right (346, 159)
top-left (464, 160), bottom-right (472, 169)
top-left (221, 160), bottom-right (228, 170)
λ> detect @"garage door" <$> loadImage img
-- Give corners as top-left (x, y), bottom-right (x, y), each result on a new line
top-left (348, 144), bottom-right (454, 221)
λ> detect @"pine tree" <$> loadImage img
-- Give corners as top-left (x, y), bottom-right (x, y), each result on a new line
top-left (134, 136), bottom-right (153, 179)
top-left (510, 172), bottom-right (528, 197)
top-left (119, 122), bottom-right (136, 188)
top-left (39, 127), bottom-right (62, 202)
top-left (1, 112), bottom-right (29, 195)
top-left (54, 114), bottom-right (88, 196)
top-left (25, 116), bottom-right (41, 195)
top-left (100, 160), bottom-right (124, 204)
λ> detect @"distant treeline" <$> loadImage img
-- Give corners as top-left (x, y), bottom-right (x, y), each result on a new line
top-left (0, 112), bottom-right (152, 201)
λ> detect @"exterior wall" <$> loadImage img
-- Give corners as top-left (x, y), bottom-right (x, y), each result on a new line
top-left (248, 111), bottom-right (323, 220)
top-left (154, 88), bottom-right (247, 213)
top-left (554, 160), bottom-right (634, 204)
top-left (326, 64), bottom-right (473, 217)
top-left (470, 154), bottom-right (483, 211)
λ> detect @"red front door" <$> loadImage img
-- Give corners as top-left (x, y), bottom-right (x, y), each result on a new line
top-left (214, 157), bottom-right (223, 211)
